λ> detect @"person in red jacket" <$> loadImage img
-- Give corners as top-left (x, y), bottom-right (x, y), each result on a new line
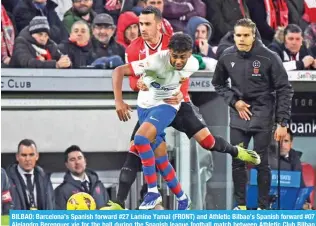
top-left (104, 6), bottom-right (260, 210)
top-left (116, 11), bottom-right (139, 48)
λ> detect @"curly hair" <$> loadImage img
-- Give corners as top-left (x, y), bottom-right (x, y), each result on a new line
top-left (168, 33), bottom-right (193, 52)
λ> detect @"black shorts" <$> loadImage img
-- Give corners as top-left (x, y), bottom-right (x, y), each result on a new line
top-left (130, 102), bottom-right (206, 141)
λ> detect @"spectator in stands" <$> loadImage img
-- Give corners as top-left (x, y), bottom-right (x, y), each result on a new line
top-left (91, 13), bottom-right (125, 63)
top-left (304, 23), bottom-right (316, 57)
top-left (287, 0), bottom-right (310, 32)
top-left (59, 21), bottom-right (95, 68)
top-left (63, 0), bottom-right (96, 34)
top-left (13, 0), bottom-right (68, 44)
top-left (163, 0), bottom-right (206, 32)
top-left (1, 5), bottom-right (15, 67)
top-left (247, 0), bottom-right (289, 45)
top-left (54, 145), bottom-right (110, 210)
top-left (268, 128), bottom-right (314, 210)
top-left (204, 0), bottom-right (249, 45)
top-left (10, 16), bottom-right (71, 69)
top-left (144, 0), bottom-right (173, 36)
top-left (269, 24), bottom-right (316, 71)
top-left (185, 16), bottom-right (215, 58)
top-left (1, 168), bottom-right (13, 214)
top-left (185, 16), bottom-right (218, 71)
top-left (116, 11), bottom-right (139, 48)
top-left (6, 139), bottom-right (55, 210)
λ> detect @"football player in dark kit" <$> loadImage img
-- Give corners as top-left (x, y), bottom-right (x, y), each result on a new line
top-left (212, 18), bottom-right (294, 210)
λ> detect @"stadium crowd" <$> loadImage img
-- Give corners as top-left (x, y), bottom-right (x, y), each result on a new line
top-left (1, 0), bottom-right (316, 70)
top-left (1, 0), bottom-right (316, 212)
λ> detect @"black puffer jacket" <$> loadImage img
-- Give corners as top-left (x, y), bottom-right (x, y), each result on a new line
top-left (10, 26), bottom-right (62, 68)
top-left (91, 37), bottom-right (125, 61)
top-left (58, 40), bottom-right (95, 68)
top-left (212, 40), bottom-right (294, 131)
top-left (54, 169), bottom-right (110, 210)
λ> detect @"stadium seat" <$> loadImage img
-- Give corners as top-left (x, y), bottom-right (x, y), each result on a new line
top-left (301, 162), bottom-right (315, 204)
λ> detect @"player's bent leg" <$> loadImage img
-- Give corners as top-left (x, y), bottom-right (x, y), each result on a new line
top-left (117, 152), bottom-right (141, 206)
top-left (103, 122), bottom-right (142, 210)
top-left (154, 139), bottom-right (191, 210)
top-left (193, 128), bottom-right (260, 165)
top-left (101, 151), bottom-right (141, 210)
top-left (174, 102), bottom-right (260, 165)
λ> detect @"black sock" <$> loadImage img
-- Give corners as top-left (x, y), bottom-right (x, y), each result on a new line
top-left (212, 135), bottom-right (238, 157)
top-left (115, 168), bottom-right (135, 208)
top-left (115, 153), bottom-right (141, 208)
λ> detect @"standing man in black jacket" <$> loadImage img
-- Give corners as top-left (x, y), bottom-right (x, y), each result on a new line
top-left (212, 18), bottom-right (294, 210)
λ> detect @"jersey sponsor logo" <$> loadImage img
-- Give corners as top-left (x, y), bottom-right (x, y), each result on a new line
top-left (150, 82), bottom-right (161, 88)
top-left (150, 82), bottom-right (177, 91)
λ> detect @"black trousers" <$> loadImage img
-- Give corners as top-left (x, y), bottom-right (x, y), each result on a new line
top-left (230, 127), bottom-right (272, 209)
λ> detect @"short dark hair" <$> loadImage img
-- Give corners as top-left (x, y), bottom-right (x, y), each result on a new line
top-left (234, 18), bottom-right (256, 34)
top-left (64, 145), bottom-right (84, 162)
top-left (287, 128), bottom-right (294, 141)
top-left (168, 33), bottom-right (193, 52)
top-left (284, 24), bottom-right (302, 37)
top-left (17, 139), bottom-right (37, 153)
top-left (141, 6), bottom-right (162, 20)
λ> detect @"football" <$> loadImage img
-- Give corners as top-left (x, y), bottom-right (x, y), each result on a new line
top-left (66, 192), bottom-right (97, 210)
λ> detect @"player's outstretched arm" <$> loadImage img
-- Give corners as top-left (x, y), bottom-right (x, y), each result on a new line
top-left (112, 64), bottom-right (133, 122)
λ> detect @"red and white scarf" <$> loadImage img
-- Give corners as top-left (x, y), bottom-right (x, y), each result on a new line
top-left (1, 5), bottom-right (15, 60)
top-left (264, 0), bottom-right (288, 30)
top-left (32, 44), bottom-right (52, 61)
